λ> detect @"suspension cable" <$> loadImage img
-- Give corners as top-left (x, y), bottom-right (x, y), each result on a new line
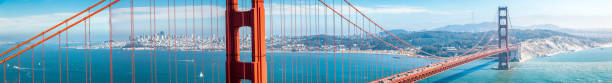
top-left (341, 0), bottom-right (443, 58)
top-left (0, 0), bottom-right (107, 58)
top-left (316, 0), bottom-right (441, 60)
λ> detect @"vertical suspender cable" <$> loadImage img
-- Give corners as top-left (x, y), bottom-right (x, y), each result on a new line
top-left (166, 0), bottom-right (172, 82)
top-left (172, 0), bottom-right (178, 82)
top-left (59, 25), bottom-right (62, 83)
top-left (84, 10), bottom-right (88, 83)
top-left (215, 0), bottom-right (221, 81)
top-left (18, 41), bottom-right (21, 83)
top-left (42, 32), bottom-right (47, 83)
top-left (294, 0), bottom-right (298, 81)
top-left (148, 0), bottom-right (154, 81)
top-left (153, 0), bottom-right (159, 82)
top-left (200, 0), bottom-right (206, 83)
top-left (130, 0), bottom-right (135, 82)
top-left (332, 0), bottom-right (337, 82)
top-left (300, 0), bottom-right (305, 82)
top-left (31, 32), bottom-right (35, 83)
top-left (2, 43), bottom-right (4, 83)
top-left (0, 2), bottom-right (121, 83)
top-left (208, 0), bottom-right (215, 82)
top-left (108, 0), bottom-right (114, 82)
top-left (305, 0), bottom-right (310, 82)
top-left (280, 0), bottom-right (286, 82)
top-left (184, 0), bottom-right (190, 82)
top-left (323, 0), bottom-right (329, 81)
top-left (268, 0), bottom-right (274, 82)
top-left (0, 0), bottom-right (116, 65)
top-left (340, 1), bottom-right (345, 82)
top-left (190, 0), bottom-right (196, 82)
top-left (0, 0), bottom-right (107, 58)
top-left (66, 21), bottom-right (69, 83)
top-left (87, 9), bottom-right (92, 83)
top-left (346, 2), bottom-right (355, 82)
top-left (350, 4), bottom-right (355, 82)
top-left (166, 0), bottom-right (174, 83)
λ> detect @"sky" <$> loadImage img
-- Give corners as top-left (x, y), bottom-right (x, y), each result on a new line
top-left (1, 0), bottom-right (612, 41)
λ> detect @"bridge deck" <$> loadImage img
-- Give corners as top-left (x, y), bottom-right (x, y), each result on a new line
top-left (370, 47), bottom-right (518, 83)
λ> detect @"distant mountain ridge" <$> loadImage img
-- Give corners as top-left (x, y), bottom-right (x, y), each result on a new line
top-left (429, 22), bottom-right (575, 32)
top-left (430, 22), bottom-right (496, 32)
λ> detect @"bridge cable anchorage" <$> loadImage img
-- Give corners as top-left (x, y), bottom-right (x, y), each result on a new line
top-left (316, 0), bottom-right (439, 60)
top-left (341, 0), bottom-right (446, 59)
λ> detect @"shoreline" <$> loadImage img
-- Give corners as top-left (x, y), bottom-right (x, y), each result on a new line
top-left (71, 47), bottom-right (428, 57)
top-left (520, 42), bottom-right (612, 62)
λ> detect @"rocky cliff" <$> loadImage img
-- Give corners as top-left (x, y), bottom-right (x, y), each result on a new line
top-left (518, 36), bottom-right (600, 61)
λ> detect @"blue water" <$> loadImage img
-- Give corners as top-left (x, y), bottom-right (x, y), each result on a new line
top-left (419, 47), bottom-right (612, 83)
top-left (0, 44), bottom-right (438, 83)
top-left (1, 43), bottom-right (611, 83)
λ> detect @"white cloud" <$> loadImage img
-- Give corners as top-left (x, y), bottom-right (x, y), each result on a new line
top-left (358, 5), bottom-right (448, 14)
top-left (0, 3), bottom-right (446, 37)
top-left (0, 5), bottom-right (226, 35)
top-left (265, 3), bottom-right (446, 15)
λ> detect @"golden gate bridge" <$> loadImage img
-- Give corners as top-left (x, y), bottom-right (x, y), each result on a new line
top-left (0, 0), bottom-right (518, 83)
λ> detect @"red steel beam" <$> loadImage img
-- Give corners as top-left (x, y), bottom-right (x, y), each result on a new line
top-left (370, 46), bottom-right (518, 83)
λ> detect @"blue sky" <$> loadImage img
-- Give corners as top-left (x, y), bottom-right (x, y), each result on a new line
top-left (1, 0), bottom-right (611, 41)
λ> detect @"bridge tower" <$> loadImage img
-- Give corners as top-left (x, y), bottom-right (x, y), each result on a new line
top-left (225, 0), bottom-right (267, 83)
top-left (497, 6), bottom-right (510, 70)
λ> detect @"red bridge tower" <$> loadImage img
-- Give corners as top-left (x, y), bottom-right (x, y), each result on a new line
top-left (497, 6), bottom-right (511, 70)
top-left (225, 0), bottom-right (267, 83)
